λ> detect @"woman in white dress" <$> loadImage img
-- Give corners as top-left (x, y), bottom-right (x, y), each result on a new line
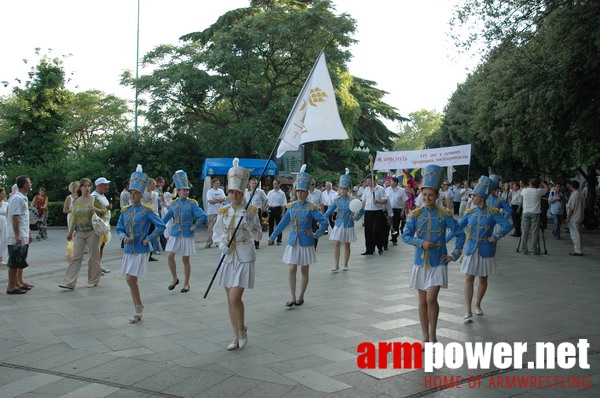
top-left (213, 159), bottom-right (262, 350)
top-left (0, 187), bottom-right (8, 265)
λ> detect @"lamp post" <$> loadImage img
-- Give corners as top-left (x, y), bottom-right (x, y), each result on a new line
top-left (134, 0), bottom-right (140, 138)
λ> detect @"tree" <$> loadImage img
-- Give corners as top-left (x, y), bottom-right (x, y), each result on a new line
top-left (0, 54), bottom-right (70, 166)
top-left (63, 90), bottom-right (131, 157)
top-left (124, 0), bottom-right (405, 173)
top-left (394, 109), bottom-right (443, 151)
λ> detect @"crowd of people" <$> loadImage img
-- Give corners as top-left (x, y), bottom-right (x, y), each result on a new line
top-left (0, 163), bottom-right (591, 351)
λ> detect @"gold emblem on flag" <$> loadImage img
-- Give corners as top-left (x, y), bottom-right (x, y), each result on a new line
top-left (308, 87), bottom-right (328, 106)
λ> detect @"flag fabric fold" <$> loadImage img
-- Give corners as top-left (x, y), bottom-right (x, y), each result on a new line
top-left (276, 52), bottom-right (349, 158)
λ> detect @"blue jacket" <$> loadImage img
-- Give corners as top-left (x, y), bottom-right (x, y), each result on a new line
top-left (117, 203), bottom-right (166, 254)
top-left (486, 195), bottom-right (512, 219)
top-left (448, 205), bottom-right (513, 258)
top-left (402, 206), bottom-right (465, 267)
top-left (269, 201), bottom-right (328, 246)
top-left (323, 195), bottom-right (365, 228)
top-left (162, 198), bottom-right (207, 238)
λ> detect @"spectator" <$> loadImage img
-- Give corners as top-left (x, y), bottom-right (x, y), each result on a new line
top-left (6, 176), bottom-right (34, 294)
top-left (205, 178), bottom-right (226, 248)
top-left (63, 181), bottom-right (80, 227)
top-left (510, 182), bottom-right (522, 237)
top-left (360, 176), bottom-right (388, 255)
top-left (519, 178), bottom-right (548, 255)
top-left (0, 187), bottom-right (8, 266)
top-left (59, 178), bottom-right (107, 289)
top-left (566, 180), bottom-right (585, 256)
top-left (265, 179), bottom-right (287, 245)
top-left (31, 187), bottom-right (48, 240)
top-left (548, 182), bottom-right (565, 239)
top-left (92, 177), bottom-right (113, 274)
top-left (119, 180), bottom-right (130, 208)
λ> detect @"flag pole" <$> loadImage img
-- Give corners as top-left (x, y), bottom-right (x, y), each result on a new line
top-left (204, 51), bottom-right (325, 298)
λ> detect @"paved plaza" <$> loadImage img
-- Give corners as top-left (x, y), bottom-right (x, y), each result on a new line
top-left (1, 224), bottom-right (599, 397)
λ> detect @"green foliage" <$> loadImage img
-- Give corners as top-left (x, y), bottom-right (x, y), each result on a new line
top-left (394, 109), bottom-right (443, 151)
top-left (47, 201), bottom-right (67, 227)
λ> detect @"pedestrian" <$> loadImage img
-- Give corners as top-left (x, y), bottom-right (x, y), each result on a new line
top-left (360, 175), bottom-right (388, 255)
top-left (510, 182), bottom-right (522, 237)
top-left (455, 175), bottom-right (513, 319)
top-left (0, 186), bottom-right (8, 266)
top-left (119, 180), bottom-right (130, 208)
top-left (402, 165), bottom-right (465, 345)
top-left (31, 187), bottom-right (48, 240)
top-left (162, 170), bottom-right (207, 293)
top-left (92, 177), bottom-right (113, 274)
top-left (386, 176), bottom-right (408, 243)
top-left (212, 159), bottom-right (262, 350)
top-left (565, 180), bottom-right (585, 256)
top-left (324, 169), bottom-right (364, 272)
top-left (116, 165), bottom-right (166, 323)
top-left (548, 182), bottom-right (565, 239)
top-left (141, 178), bottom-right (160, 260)
top-left (6, 176), bottom-right (34, 294)
top-left (244, 178), bottom-right (268, 249)
top-left (519, 178), bottom-right (548, 255)
top-left (265, 179), bottom-right (287, 245)
top-left (205, 178), bottom-right (226, 248)
top-left (268, 165), bottom-right (328, 307)
top-left (63, 181), bottom-right (80, 228)
top-left (59, 178), bottom-right (107, 289)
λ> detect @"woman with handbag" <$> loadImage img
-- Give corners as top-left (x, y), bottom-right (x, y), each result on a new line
top-left (59, 178), bottom-right (107, 289)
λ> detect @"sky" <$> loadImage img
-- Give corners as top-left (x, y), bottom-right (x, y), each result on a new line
top-left (0, 0), bottom-right (478, 129)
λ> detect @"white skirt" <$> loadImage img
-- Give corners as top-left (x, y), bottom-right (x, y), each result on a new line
top-left (329, 225), bottom-right (357, 243)
top-left (282, 241), bottom-right (317, 266)
top-left (165, 236), bottom-right (196, 256)
top-left (410, 264), bottom-right (448, 290)
top-left (120, 252), bottom-right (150, 278)
top-left (460, 249), bottom-right (498, 276)
top-left (215, 255), bottom-right (255, 289)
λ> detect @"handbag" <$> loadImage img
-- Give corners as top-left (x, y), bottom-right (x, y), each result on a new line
top-left (92, 212), bottom-right (110, 236)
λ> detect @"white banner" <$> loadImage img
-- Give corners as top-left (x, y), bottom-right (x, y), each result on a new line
top-left (373, 144), bottom-right (471, 170)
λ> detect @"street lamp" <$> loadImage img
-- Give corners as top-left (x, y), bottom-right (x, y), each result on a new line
top-left (353, 140), bottom-right (369, 153)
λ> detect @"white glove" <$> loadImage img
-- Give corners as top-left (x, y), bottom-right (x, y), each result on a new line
top-left (238, 210), bottom-right (247, 225)
top-left (220, 244), bottom-right (231, 255)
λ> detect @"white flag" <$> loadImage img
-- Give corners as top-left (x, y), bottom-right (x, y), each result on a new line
top-left (276, 53), bottom-right (349, 158)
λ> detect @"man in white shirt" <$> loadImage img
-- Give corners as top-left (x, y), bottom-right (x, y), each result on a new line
top-left (519, 178), bottom-right (548, 254)
top-left (566, 180), bottom-right (585, 256)
top-left (459, 181), bottom-right (473, 217)
top-left (321, 182), bottom-right (336, 233)
top-left (92, 177), bottom-right (113, 273)
top-left (307, 179), bottom-right (324, 249)
top-left (119, 180), bottom-right (130, 208)
top-left (6, 175), bottom-right (32, 294)
top-left (385, 177), bottom-right (408, 245)
top-left (205, 178), bottom-right (226, 248)
top-left (361, 176), bottom-right (388, 255)
top-left (266, 179), bottom-right (287, 245)
top-left (510, 182), bottom-right (523, 237)
top-left (244, 178), bottom-right (267, 249)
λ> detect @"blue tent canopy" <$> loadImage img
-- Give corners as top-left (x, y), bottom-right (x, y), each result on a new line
top-left (200, 158), bottom-right (278, 180)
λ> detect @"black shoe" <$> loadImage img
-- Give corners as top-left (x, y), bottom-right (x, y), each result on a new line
top-left (285, 300), bottom-right (295, 307)
top-left (277, 242), bottom-right (282, 245)
top-left (168, 279), bottom-right (179, 290)
top-left (361, 252), bottom-right (374, 255)
top-left (383, 247), bottom-right (388, 251)
top-left (378, 249), bottom-right (383, 255)
top-left (392, 242), bottom-right (397, 246)
top-left (149, 256), bottom-right (158, 261)
top-left (6, 288), bottom-right (26, 295)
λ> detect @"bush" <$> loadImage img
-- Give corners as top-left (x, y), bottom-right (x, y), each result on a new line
top-left (47, 201), bottom-right (68, 227)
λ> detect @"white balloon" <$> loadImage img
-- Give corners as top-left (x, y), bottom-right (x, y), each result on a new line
top-left (349, 199), bottom-right (362, 213)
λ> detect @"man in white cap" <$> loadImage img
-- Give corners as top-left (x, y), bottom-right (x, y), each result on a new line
top-left (92, 177), bottom-right (113, 274)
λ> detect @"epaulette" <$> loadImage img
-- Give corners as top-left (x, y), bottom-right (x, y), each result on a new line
top-left (247, 205), bottom-right (258, 214)
top-left (334, 196), bottom-right (341, 202)
top-left (307, 203), bottom-right (319, 211)
top-left (409, 207), bottom-right (423, 217)
top-left (487, 207), bottom-right (501, 215)
top-left (142, 204), bottom-right (154, 212)
top-left (464, 208), bottom-right (474, 215)
top-left (286, 202), bottom-right (295, 209)
top-left (217, 206), bottom-right (230, 215)
top-left (121, 204), bottom-right (132, 212)
top-left (437, 206), bottom-right (453, 216)
top-left (171, 198), bottom-right (179, 203)
top-left (189, 199), bottom-right (199, 205)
